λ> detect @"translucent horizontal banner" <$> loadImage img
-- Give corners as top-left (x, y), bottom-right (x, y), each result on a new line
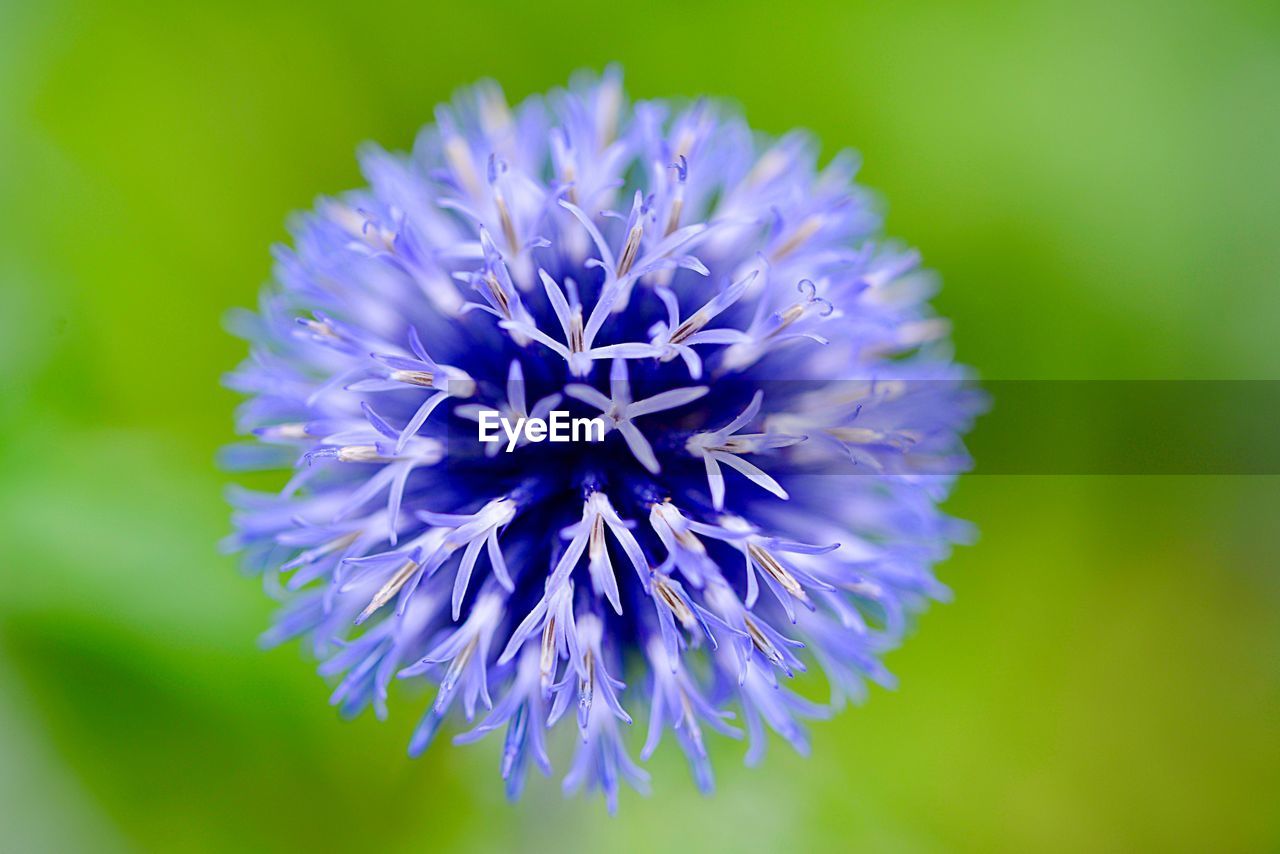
top-left (428, 379), bottom-right (1280, 476)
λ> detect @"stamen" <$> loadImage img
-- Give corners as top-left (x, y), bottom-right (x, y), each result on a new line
top-left (440, 634), bottom-right (479, 698)
top-left (596, 75), bottom-right (621, 148)
top-left (775, 301), bottom-right (809, 331)
top-left (747, 147), bottom-right (787, 187)
top-left (312, 531), bottom-right (360, 561)
top-left (358, 557), bottom-right (420, 623)
top-left (326, 203), bottom-right (395, 251)
top-left (494, 188), bottom-right (520, 253)
top-left (562, 161), bottom-right (579, 205)
top-left (899, 318), bottom-right (950, 345)
top-left (390, 369), bottom-right (434, 388)
top-left (747, 544), bottom-right (807, 600)
top-left (568, 304), bottom-right (586, 353)
top-left (654, 575), bottom-right (698, 631)
top-left (771, 215), bottom-right (823, 261)
top-left (616, 223), bottom-right (644, 278)
top-left (262, 423), bottom-right (308, 440)
top-left (825, 427), bottom-right (918, 449)
top-left (665, 156), bottom-right (688, 236)
top-left (540, 615), bottom-right (557, 684)
top-left (759, 282), bottom-right (834, 341)
top-left (678, 687), bottom-right (704, 748)
top-left (666, 309), bottom-right (710, 348)
top-left (444, 134), bottom-right (481, 198)
top-left (484, 272), bottom-right (512, 318)
top-left (673, 130), bottom-right (696, 161)
top-left (843, 579), bottom-right (884, 598)
top-left (579, 648), bottom-right (595, 712)
top-left (653, 502), bottom-right (706, 554)
top-left (676, 527), bottom-right (704, 555)
top-left (337, 445), bottom-right (391, 463)
top-left (744, 615), bottom-right (783, 665)
top-left (302, 318), bottom-right (339, 339)
top-left (477, 85), bottom-right (512, 137)
top-left (665, 193), bottom-right (684, 237)
top-left (588, 512), bottom-right (606, 561)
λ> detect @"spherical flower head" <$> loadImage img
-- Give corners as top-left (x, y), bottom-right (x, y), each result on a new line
top-left (223, 67), bottom-right (981, 810)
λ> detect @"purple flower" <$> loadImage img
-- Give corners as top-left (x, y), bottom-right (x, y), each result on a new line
top-left (223, 67), bottom-right (981, 811)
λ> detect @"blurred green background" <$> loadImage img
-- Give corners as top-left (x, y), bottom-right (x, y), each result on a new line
top-left (2, 0), bottom-right (1278, 850)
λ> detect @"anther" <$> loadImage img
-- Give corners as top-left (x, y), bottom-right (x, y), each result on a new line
top-left (540, 615), bottom-right (558, 686)
top-left (358, 557), bottom-right (420, 623)
top-left (588, 512), bottom-right (606, 561)
top-left (440, 634), bottom-right (479, 699)
top-left (302, 318), bottom-right (339, 339)
top-left (568, 304), bottom-right (586, 353)
top-left (744, 615), bottom-right (783, 664)
top-left (390, 370), bottom-right (434, 388)
top-left (666, 309), bottom-right (710, 349)
top-left (579, 648), bottom-right (595, 712)
top-left (747, 543), bottom-right (807, 600)
top-left (337, 445), bottom-right (391, 463)
top-left (771, 215), bottom-right (823, 261)
top-left (485, 272), bottom-right (512, 317)
top-left (665, 156), bottom-right (688, 236)
top-left (654, 575), bottom-right (698, 631)
top-left (444, 134), bottom-right (482, 199)
top-left (261, 423), bottom-right (309, 440)
top-left (616, 222), bottom-right (644, 278)
top-left (494, 189), bottom-right (519, 253)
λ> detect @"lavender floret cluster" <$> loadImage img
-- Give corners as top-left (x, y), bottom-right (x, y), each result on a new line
top-left (224, 69), bottom-right (980, 810)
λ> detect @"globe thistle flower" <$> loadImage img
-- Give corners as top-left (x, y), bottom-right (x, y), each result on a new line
top-left (223, 68), bottom-right (981, 810)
